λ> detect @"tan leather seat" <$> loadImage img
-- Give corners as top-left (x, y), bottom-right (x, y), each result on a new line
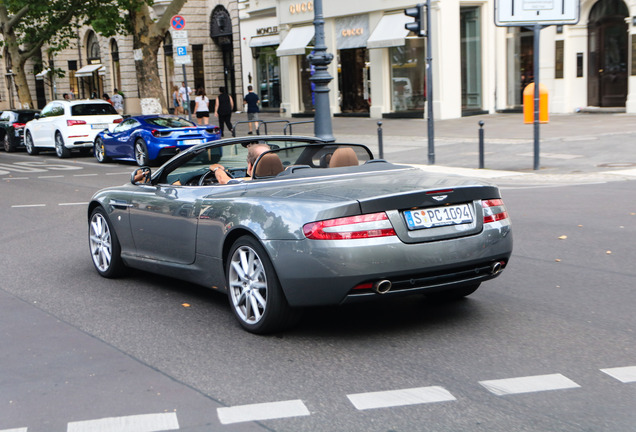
top-left (254, 152), bottom-right (284, 177)
top-left (329, 147), bottom-right (359, 168)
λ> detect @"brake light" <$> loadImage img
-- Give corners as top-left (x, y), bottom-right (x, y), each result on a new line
top-left (12, 122), bottom-right (25, 129)
top-left (152, 129), bottom-right (160, 137)
top-left (482, 199), bottom-right (509, 223)
top-left (303, 212), bottom-right (396, 240)
top-left (67, 119), bottom-right (86, 126)
top-left (113, 118), bottom-right (123, 123)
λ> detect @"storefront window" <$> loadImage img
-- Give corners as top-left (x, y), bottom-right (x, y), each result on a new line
top-left (390, 37), bottom-right (425, 114)
top-left (256, 46), bottom-right (280, 109)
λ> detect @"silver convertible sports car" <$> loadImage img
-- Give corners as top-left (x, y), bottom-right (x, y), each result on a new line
top-left (88, 136), bottom-right (513, 333)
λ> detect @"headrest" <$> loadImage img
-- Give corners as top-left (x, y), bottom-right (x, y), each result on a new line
top-left (329, 147), bottom-right (359, 168)
top-left (254, 152), bottom-right (284, 177)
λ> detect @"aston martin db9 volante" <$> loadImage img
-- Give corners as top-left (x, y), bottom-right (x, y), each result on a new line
top-left (88, 136), bottom-right (512, 334)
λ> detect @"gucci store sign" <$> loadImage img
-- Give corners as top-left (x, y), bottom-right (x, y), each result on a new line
top-left (336, 15), bottom-right (369, 50)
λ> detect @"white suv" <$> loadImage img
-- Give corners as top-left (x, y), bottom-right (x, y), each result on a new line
top-left (25, 99), bottom-right (122, 158)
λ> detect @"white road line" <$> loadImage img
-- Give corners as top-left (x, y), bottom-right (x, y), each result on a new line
top-left (217, 399), bottom-right (310, 425)
top-left (66, 412), bottom-right (179, 432)
top-left (59, 202), bottom-right (89, 206)
top-left (479, 373), bottom-right (580, 396)
top-left (73, 173), bottom-right (99, 177)
top-left (0, 427), bottom-right (28, 432)
top-left (106, 172), bottom-right (131, 175)
top-left (347, 386), bottom-right (456, 411)
top-left (518, 152), bottom-right (583, 160)
top-left (11, 204), bottom-right (45, 208)
top-left (601, 366), bottom-right (636, 383)
top-left (604, 168), bottom-right (636, 177)
top-left (38, 175), bottom-right (64, 179)
top-left (410, 164), bottom-right (530, 179)
top-left (2, 177), bottom-right (29, 180)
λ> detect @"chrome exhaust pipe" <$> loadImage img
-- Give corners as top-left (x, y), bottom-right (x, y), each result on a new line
top-left (491, 261), bottom-right (504, 275)
top-left (373, 279), bottom-right (392, 294)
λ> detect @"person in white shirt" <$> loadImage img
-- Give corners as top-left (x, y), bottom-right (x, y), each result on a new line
top-left (194, 88), bottom-right (210, 125)
top-left (179, 82), bottom-right (192, 113)
top-left (110, 89), bottom-right (124, 114)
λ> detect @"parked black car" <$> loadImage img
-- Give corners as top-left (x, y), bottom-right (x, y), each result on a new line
top-left (0, 109), bottom-right (40, 152)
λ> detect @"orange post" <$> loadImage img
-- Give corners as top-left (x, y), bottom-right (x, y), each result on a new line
top-left (523, 83), bottom-right (549, 124)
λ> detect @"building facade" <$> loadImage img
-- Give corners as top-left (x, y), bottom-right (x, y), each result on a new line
top-left (239, 0), bottom-right (636, 120)
top-left (0, 0), bottom-right (243, 115)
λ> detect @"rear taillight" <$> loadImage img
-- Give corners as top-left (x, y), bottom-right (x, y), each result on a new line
top-left (303, 212), bottom-right (396, 240)
top-left (12, 122), bottom-right (25, 129)
top-left (482, 199), bottom-right (509, 224)
top-left (208, 126), bottom-right (221, 134)
top-left (152, 129), bottom-right (160, 137)
top-left (113, 118), bottom-right (123, 123)
top-left (67, 119), bottom-right (86, 126)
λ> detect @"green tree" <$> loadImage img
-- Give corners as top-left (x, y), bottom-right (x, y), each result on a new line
top-left (0, 0), bottom-right (95, 108)
top-left (93, 0), bottom-right (187, 114)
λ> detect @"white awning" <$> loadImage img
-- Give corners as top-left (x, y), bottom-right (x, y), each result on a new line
top-left (250, 34), bottom-right (280, 48)
top-left (35, 69), bottom-right (50, 80)
top-left (75, 64), bottom-right (105, 77)
top-left (366, 13), bottom-right (412, 49)
top-left (276, 26), bottom-right (314, 56)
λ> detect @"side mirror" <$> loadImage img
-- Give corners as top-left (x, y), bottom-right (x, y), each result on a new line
top-left (131, 167), bottom-right (151, 185)
top-left (34, 113), bottom-right (41, 120)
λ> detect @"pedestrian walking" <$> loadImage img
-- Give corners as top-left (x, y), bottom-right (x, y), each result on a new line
top-left (179, 82), bottom-right (192, 114)
top-left (172, 85), bottom-right (182, 115)
top-left (111, 89), bottom-right (124, 114)
top-left (195, 88), bottom-right (210, 125)
top-left (243, 85), bottom-right (260, 135)
top-left (214, 87), bottom-right (234, 137)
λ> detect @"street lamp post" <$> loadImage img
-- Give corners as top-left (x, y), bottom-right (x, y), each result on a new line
top-left (307, 0), bottom-right (335, 142)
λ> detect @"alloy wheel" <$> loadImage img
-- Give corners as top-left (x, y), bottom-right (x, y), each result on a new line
top-left (89, 212), bottom-right (112, 273)
top-left (228, 245), bottom-right (268, 325)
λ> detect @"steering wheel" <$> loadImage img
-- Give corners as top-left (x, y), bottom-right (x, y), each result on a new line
top-left (198, 167), bottom-right (234, 185)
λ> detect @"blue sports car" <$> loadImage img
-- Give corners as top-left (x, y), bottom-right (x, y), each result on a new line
top-left (93, 115), bottom-right (221, 166)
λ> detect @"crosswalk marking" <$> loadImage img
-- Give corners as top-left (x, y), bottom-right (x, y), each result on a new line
top-left (217, 399), bottom-right (310, 425)
top-left (601, 366), bottom-right (636, 383)
top-left (479, 373), bottom-right (580, 396)
top-left (0, 427), bottom-right (28, 432)
top-left (347, 386), bottom-right (456, 410)
top-left (66, 413), bottom-right (179, 432)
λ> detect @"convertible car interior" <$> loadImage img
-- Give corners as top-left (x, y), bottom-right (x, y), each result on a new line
top-left (152, 139), bottom-right (378, 187)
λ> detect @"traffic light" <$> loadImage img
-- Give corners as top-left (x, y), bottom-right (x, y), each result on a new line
top-left (404, 4), bottom-right (426, 37)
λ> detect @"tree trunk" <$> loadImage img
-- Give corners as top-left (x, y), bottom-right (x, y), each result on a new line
top-left (3, 31), bottom-right (34, 109)
top-left (131, 2), bottom-right (168, 114)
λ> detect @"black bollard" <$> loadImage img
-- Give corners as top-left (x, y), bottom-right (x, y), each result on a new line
top-left (377, 121), bottom-right (384, 159)
top-left (478, 120), bottom-right (485, 169)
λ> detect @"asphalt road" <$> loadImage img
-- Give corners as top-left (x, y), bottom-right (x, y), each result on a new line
top-left (1, 150), bottom-right (636, 432)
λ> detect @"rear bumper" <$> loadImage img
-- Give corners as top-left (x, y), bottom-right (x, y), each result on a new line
top-left (264, 221), bottom-right (513, 307)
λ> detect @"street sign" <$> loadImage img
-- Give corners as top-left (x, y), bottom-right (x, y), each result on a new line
top-left (175, 46), bottom-right (188, 56)
top-left (171, 15), bottom-right (186, 31)
top-left (173, 38), bottom-right (188, 47)
top-left (171, 30), bottom-right (187, 39)
top-left (174, 55), bottom-right (191, 65)
top-left (495, 0), bottom-right (580, 26)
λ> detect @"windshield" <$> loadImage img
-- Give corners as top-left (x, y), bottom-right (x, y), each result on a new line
top-left (145, 116), bottom-right (196, 128)
top-left (71, 104), bottom-right (118, 116)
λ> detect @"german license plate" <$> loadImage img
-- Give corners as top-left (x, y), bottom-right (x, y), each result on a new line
top-left (91, 123), bottom-right (109, 129)
top-left (181, 139), bottom-right (202, 145)
top-left (404, 204), bottom-right (473, 230)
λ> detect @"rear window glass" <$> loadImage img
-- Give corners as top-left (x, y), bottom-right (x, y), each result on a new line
top-left (71, 104), bottom-right (117, 116)
top-left (145, 116), bottom-right (195, 128)
top-left (17, 112), bottom-right (38, 123)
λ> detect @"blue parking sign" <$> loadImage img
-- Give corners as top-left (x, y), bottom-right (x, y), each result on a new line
top-left (176, 46), bottom-right (187, 56)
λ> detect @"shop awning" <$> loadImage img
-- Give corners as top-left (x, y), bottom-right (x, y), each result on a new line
top-left (35, 69), bottom-right (50, 80)
top-left (250, 34), bottom-right (280, 48)
top-left (276, 26), bottom-right (314, 56)
top-left (75, 64), bottom-right (105, 77)
top-left (366, 13), bottom-right (412, 49)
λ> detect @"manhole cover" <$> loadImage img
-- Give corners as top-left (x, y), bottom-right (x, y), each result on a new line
top-left (597, 162), bottom-right (636, 168)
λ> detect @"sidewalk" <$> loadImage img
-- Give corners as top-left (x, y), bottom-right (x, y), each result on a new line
top-left (227, 111), bottom-right (636, 178)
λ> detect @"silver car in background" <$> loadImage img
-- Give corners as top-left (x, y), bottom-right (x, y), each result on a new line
top-left (88, 136), bottom-right (513, 334)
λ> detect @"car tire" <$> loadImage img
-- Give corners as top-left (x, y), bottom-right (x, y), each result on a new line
top-left (134, 139), bottom-right (149, 166)
top-left (89, 207), bottom-right (126, 278)
top-left (426, 283), bottom-right (480, 302)
top-left (55, 132), bottom-right (71, 158)
top-left (25, 131), bottom-right (39, 155)
top-left (226, 236), bottom-right (300, 334)
top-left (3, 132), bottom-right (15, 152)
top-left (94, 137), bottom-right (111, 163)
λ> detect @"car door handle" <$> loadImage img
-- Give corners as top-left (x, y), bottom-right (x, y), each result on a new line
top-left (109, 199), bottom-right (132, 209)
